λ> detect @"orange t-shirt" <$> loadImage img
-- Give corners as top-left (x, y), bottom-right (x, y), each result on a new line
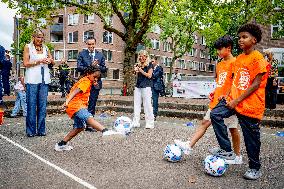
top-left (66, 76), bottom-right (92, 118)
top-left (229, 50), bottom-right (269, 120)
top-left (209, 58), bottom-right (235, 110)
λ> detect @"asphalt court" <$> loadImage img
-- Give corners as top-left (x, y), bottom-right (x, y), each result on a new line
top-left (0, 114), bottom-right (283, 189)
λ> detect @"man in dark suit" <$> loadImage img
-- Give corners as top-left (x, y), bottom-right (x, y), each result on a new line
top-left (2, 50), bottom-right (12, 96)
top-left (77, 37), bottom-right (107, 132)
top-left (151, 56), bottom-right (164, 120)
top-left (0, 45), bottom-right (5, 104)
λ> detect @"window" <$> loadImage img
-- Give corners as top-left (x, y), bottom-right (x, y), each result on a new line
top-left (199, 62), bottom-right (206, 71)
top-left (68, 14), bottom-right (79, 25)
top-left (166, 57), bottom-right (172, 67)
top-left (68, 31), bottom-right (78, 43)
top-left (194, 34), bottom-right (198, 44)
top-left (113, 69), bottom-right (120, 80)
top-left (84, 14), bottom-right (95, 24)
top-left (207, 63), bottom-right (215, 72)
top-left (191, 61), bottom-right (198, 70)
top-left (163, 42), bottom-right (171, 52)
top-left (68, 50), bottom-right (78, 60)
top-left (103, 31), bottom-right (113, 44)
top-left (53, 50), bottom-right (64, 61)
top-left (200, 50), bottom-right (206, 58)
top-left (84, 30), bottom-right (94, 42)
top-left (178, 59), bottom-right (185, 69)
top-left (152, 25), bottom-right (161, 34)
top-left (188, 61), bottom-right (193, 69)
top-left (102, 49), bottom-right (112, 61)
top-left (201, 36), bottom-right (206, 45)
top-left (151, 39), bottom-right (160, 50)
top-left (271, 21), bottom-right (282, 38)
top-left (188, 48), bottom-right (196, 57)
top-left (105, 15), bottom-right (113, 26)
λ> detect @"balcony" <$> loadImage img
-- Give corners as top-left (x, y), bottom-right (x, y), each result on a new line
top-left (50, 24), bottom-right (63, 34)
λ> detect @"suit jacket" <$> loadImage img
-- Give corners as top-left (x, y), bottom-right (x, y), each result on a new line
top-left (152, 65), bottom-right (164, 91)
top-left (77, 49), bottom-right (107, 89)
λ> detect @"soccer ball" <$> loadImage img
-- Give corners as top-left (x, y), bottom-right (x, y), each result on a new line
top-left (113, 116), bottom-right (133, 135)
top-left (163, 144), bottom-right (183, 162)
top-left (204, 155), bottom-right (228, 176)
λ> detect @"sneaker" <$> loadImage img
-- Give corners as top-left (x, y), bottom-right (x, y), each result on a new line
top-left (174, 139), bottom-right (193, 155)
top-left (54, 143), bottom-right (73, 152)
top-left (243, 169), bottom-right (262, 180)
top-left (102, 130), bottom-right (124, 136)
top-left (225, 155), bottom-right (243, 164)
top-left (209, 147), bottom-right (223, 155)
top-left (145, 125), bottom-right (154, 129)
top-left (85, 127), bottom-right (97, 132)
top-left (132, 124), bottom-right (141, 128)
top-left (209, 148), bottom-right (236, 160)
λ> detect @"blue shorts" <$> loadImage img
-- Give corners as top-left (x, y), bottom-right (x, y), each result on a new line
top-left (73, 109), bottom-right (93, 129)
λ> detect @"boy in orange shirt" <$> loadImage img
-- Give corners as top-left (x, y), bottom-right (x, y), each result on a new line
top-left (174, 35), bottom-right (242, 164)
top-left (55, 66), bottom-right (122, 151)
top-left (210, 23), bottom-right (269, 180)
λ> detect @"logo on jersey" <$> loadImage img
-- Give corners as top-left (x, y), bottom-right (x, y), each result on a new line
top-left (216, 72), bottom-right (227, 87)
top-left (233, 68), bottom-right (250, 90)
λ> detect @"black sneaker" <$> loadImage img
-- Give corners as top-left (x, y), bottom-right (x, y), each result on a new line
top-left (85, 127), bottom-right (97, 132)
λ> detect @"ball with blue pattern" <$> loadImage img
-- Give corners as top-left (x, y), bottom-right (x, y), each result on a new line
top-left (204, 155), bottom-right (228, 176)
top-left (113, 116), bottom-right (133, 135)
top-left (163, 144), bottom-right (183, 162)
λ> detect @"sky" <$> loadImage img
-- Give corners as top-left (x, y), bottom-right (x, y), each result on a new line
top-left (0, 2), bottom-right (17, 50)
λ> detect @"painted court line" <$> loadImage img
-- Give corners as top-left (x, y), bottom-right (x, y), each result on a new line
top-left (0, 134), bottom-right (97, 189)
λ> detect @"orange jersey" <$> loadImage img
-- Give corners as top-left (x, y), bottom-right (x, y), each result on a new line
top-left (209, 58), bottom-right (235, 109)
top-left (66, 76), bottom-right (92, 118)
top-left (229, 50), bottom-right (269, 120)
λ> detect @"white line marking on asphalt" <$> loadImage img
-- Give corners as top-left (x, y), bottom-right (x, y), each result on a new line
top-left (0, 134), bottom-right (97, 189)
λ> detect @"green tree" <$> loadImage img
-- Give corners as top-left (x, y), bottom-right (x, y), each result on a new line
top-left (2, 0), bottom-right (167, 95)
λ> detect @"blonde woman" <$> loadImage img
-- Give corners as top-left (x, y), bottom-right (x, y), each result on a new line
top-left (133, 50), bottom-right (155, 129)
top-left (23, 28), bottom-right (54, 137)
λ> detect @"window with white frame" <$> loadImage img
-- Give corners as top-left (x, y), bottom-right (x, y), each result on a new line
top-left (53, 50), bottom-right (64, 61)
top-left (192, 61), bottom-right (198, 70)
top-left (68, 50), bottom-right (78, 60)
top-left (188, 61), bottom-right (193, 69)
top-left (166, 57), bottom-right (172, 67)
top-left (152, 25), bottom-right (161, 34)
top-left (103, 31), bottom-right (113, 44)
top-left (151, 39), bottom-right (160, 50)
top-left (68, 14), bottom-right (79, 25)
top-left (199, 62), bottom-right (206, 71)
top-left (201, 36), bottom-right (206, 45)
top-left (84, 14), bottom-right (95, 24)
top-left (194, 34), bottom-right (198, 44)
top-left (163, 42), bottom-right (171, 52)
top-left (102, 49), bottom-right (112, 61)
top-left (178, 59), bottom-right (186, 69)
top-left (83, 30), bottom-right (94, 42)
top-left (271, 21), bottom-right (282, 38)
top-left (113, 69), bottom-right (120, 80)
top-left (104, 15), bottom-right (113, 26)
top-left (200, 50), bottom-right (206, 58)
top-left (68, 31), bottom-right (78, 43)
top-left (188, 48), bottom-right (196, 57)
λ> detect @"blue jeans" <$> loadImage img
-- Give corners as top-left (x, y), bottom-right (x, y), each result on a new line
top-left (152, 88), bottom-right (160, 117)
top-left (11, 90), bottom-right (27, 116)
top-left (88, 85), bottom-right (100, 115)
top-left (73, 109), bottom-right (93, 129)
top-left (26, 83), bottom-right (49, 135)
top-left (210, 99), bottom-right (261, 170)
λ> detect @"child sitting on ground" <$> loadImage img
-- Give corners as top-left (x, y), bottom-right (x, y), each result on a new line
top-left (55, 66), bottom-right (122, 151)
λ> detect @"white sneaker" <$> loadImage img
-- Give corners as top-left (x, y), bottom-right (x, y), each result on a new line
top-left (174, 139), bottom-right (193, 155)
top-left (102, 130), bottom-right (124, 136)
top-left (54, 143), bottom-right (73, 152)
top-left (225, 155), bottom-right (243, 164)
top-left (145, 125), bottom-right (154, 129)
top-left (132, 124), bottom-right (141, 128)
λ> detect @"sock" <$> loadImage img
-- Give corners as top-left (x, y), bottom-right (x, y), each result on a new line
top-left (58, 140), bottom-right (67, 146)
top-left (101, 128), bottom-right (109, 133)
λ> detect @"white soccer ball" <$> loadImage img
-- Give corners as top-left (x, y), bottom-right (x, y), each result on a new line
top-left (163, 144), bottom-right (183, 162)
top-left (204, 155), bottom-right (228, 176)
top-left (113, 116), bottom-right (133, 135)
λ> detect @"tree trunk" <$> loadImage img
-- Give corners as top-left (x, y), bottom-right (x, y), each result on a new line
top-left (123, 46), bottom-right (136, 95)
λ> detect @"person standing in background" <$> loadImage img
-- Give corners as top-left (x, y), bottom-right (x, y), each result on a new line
top-left (0, 45), bottom-right (5, 105)
top-left (77, 37), bottom-right (107, 132)
top-left (23, 29), bottom-right (55, 137)
top-left (151, 56), bottom-right (164, 120)
top-left (2, 50), bottom-right (12, 96)
top-left (58, 58), bottom-right (70, 98)
top-left (10, 76), bottom-right (27, 117)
